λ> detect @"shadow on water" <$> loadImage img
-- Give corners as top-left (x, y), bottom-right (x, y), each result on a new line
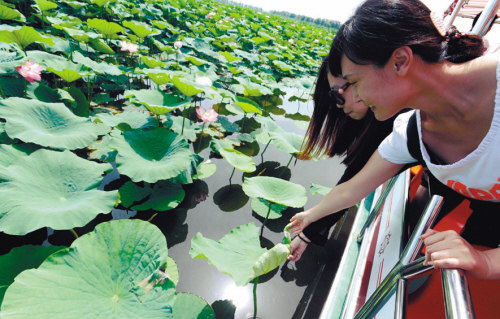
top-left (211, 299), bottom-right (237, 319)
top-left (253, 207), bottom-right (302, 234)
top-left (243, 161), bottom-right (292, 181)
top-left (213, 184), bottom-right (249, 212)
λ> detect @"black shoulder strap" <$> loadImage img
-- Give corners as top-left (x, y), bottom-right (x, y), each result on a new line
top-left (406, 112), bottom-right (424, 165)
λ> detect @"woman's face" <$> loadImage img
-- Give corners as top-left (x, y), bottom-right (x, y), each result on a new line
top-left (340, 54), bottom-right (404, 121)
top-left (327, 71), bottom-right (368, 120)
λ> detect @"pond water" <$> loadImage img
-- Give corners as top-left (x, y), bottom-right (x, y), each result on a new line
top-left (1, 89), bottom-right (354, 319)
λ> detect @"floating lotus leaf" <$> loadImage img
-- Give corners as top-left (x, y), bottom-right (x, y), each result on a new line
top-left (173, 293), bottom-right (215, 319)
top-left (0, 98), bottom-right (98, 150)
top-left (0, 149), bottom-right (117, 235)
top-left (133, 181), bottom-right (185, 211)
top-left (112, 128), bottom-right (193, 183)
top-left (193, 160), bottom-right (216, 179)
top-left (269, 130), bottom-right (303, 154)
top-left (220, 51), bottom-right (241, 63)
top-left (0, 219), bottom-right (176, 319)
top-left (146, 71), bottom-right (173, 85)
top-left (165, 256), bottom-right (179, 286)
top-left (0, 245), bottom-right (65, 304)
top-left (190, 223), bottom-right (291, 286)
top-left (242, 176), bottom-right (307, 208)
top-left (251, 198), bottom-right (287, 219)
top-left (125, 89), bottom-right (190, 115)
top-left (86, 18), bottom-right (124, 37)
top-left (310, 183), bottom-right (332, 196)
top-left (0, 26), bottom-right (54, 50)
top-left (273, 60), bottom-right (293, 71)
top-left (236, 77), bottom-right (273, 96)
top-left (141, 56), bottom-right (166, 68)
top-left (72, 51), bottom-right (122, 76)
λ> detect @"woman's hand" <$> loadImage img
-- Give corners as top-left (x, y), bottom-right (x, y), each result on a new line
top-left (421, 229), bottom-right (492, 279)
top-left (290, 211), bottom-right (313, 235)
top-left (287, 234), bottom-right (309, 262)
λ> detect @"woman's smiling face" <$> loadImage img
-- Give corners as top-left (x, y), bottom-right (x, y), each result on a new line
top-left (327, 70), bottom-right (369, 120)
top-left (340, 54), bottom-right (404, 121)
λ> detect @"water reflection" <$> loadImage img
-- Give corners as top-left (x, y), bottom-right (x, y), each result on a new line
top-left (211, 299), bottom-right (236, 319)
top-left (213, 184), bottom-right (249, 212)
top-left (221, 282), bottom-right (251, 309)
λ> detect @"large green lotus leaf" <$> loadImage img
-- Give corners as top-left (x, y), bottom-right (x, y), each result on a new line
top-left (124, 89), bottom-right (190, 115)
top-left (217, 146), bottom-right (256, 173)
top-left (235, 77), bottom-right (273, 96)
top-left (0, 98), bottom-right (98, 150)
top-left (0, 144), bottom-right (33, 167)
top-left (190, 223), bottom-right (290, 286)
top-left (0, 26), bottom-right (54, 50)
top-left (133, 181), bottom-right (185, 212)
top-left (184, 55), bottom-right (209, 66)
top-left (46, 67), bottom-right (88, 83)
top-left (0, 149), bottom-right (117, 235)
top-left (112, 128), bottom-right (193, 183)
top-left (146, 71), bottom-right (175, 85)
top-left (0, 245), bottom-right (65, 304)
top-left (171, 76), bottom-right (203, 97)
top-left (88, 128), bottom-right (121, 162)
top-left (310, 183), bottom-right (332, 196)
top-left (233, 96), bottom-right (262, 115)
top-left (72, 51), bottom-right (122, 76)
top-left (141, 56), bottom-right (166, 69)
top-left (269, 130), bottom-right (303, 154)
top-left (272, 60), bottom-right (293, 72)
top-left (87, 18), bottom-right (124, 36)
top-left (0, 4), bottom-right (24, 22)
top-left (251, 197), bottom-right (287, 219)
top-left (123, 20), bottom-right (153, 38)
top-left (118, 181), bottom-right (151, 208)
top-left (242, 176), bottom-right (307, 208)
top-left (220, 51), bottom-right (241, 63)
top-left (0, 219), bottom-right (176, 319)
top-left (173, 293), bottom-right (215, 319)
top-left (36, 0), bottom-right (58, 11)
top-left (89, 38), bottom-right (115, 54)
top-left (94, 109), bottom-right (157, 130)
top-left (168, 115), bottom-right (198, 142)
top-left (193, 160), bottom-right (216, 179)
top-left (165, 256), bottom-right (179, 286)
top-left (62, 27), bottom-right (100, 43)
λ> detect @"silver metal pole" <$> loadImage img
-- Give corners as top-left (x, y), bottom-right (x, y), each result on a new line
top-left (395, 279), bottom-right (407, 319)
top-left (441, 269), bottom-right (476, 319)
top-left (444, 0), bottom-right (468, 30)
top-left (471, 0), bottom-right (500, 36)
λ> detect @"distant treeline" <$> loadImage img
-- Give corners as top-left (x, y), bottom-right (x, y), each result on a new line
top-left (214, 0), bottom-right (341, 29)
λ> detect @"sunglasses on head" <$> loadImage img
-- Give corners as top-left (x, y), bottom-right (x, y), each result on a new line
top-left (328, 81), bottom-right (351, 106)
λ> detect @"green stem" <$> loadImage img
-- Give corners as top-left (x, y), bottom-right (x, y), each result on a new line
top-left (23, 79), bottom-right (27, 98)
top-left (147, 213), bottom-right (158, 222)
top-left (253, 277), bottom-right (259, 319)
top-left (278, 154), bottom-right (294, 178)
top-left (181, 116), bottom-right (185, 135)
top-left (229, 167), bottom-right (235, 185)
top-left (259, 203), bottom-right (272, 238)
top-left (0, 85), bottom-right (5, 98)
top-left (70, 228), bottom-right (79, 239)
top-left (260, 140), bottom-right (271, 163)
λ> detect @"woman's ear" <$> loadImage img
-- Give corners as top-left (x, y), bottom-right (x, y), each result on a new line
top-left (391, 46), bottom-right (413, 75)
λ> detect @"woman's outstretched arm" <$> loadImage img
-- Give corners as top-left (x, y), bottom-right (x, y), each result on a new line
top-left (290, 150), bottom-right (404, 234)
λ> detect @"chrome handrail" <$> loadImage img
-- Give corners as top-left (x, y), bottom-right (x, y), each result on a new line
top-left (442, 269), bottom-right (476, 319)
top-left (471, 0), bottom-right (500, 36)
top-left (354, 195), bottom-right (443, 319)
top-left (444, 0), bottom-right (468, 30)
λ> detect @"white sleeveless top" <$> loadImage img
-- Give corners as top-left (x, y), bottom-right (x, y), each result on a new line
top-left (378, 59), bottom-right (500, 202)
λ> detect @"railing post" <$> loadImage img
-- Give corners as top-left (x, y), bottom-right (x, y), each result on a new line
top-left (441, 269), bottom-right (476, 319)
top-left (471, 0), bottom-right (500, 36)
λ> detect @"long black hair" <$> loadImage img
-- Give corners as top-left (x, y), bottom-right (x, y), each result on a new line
top-left (301, 28), bottom-right (394, 167)
top-left (339, 0), bottom-right (484, 66)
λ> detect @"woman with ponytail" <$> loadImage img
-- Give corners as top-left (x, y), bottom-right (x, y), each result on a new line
top-left (290, 0), bottom-right (500, 280)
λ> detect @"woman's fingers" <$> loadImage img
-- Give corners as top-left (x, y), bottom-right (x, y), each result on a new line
top-left (287, 237), bottom-right (308, 262)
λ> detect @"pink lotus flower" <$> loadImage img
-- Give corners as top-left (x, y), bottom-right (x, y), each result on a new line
top-left (206, 11), bottom-right (216, 19)
top-left (196, 106), bottom-right (218, 123)
top-left (314, 39), bottom-right (320, 43)
top-left (174, 41), bottom-right (182, 50)
top-left (288, 39), bottom-right (295, 45)
top-left (16, 61), bottom-right (44, 83)
top-left (120, 40), bottom-right (139, 53)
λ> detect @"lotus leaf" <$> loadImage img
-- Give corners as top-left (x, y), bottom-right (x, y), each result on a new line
top-left (168, 115), bottom-right (198, 142)
top-left (141, 56), bottom-right (166, 68)
top-left (123, 20), bottom-right (154, 38)
top-left (310, 183), bottom-right (332, 196)
top-left (0, 219), bottom-right (176, 318)
top-left (89, 38), bottom-right (115, 54)
top-left (242, 176), bottom-right (307, 208)
top-left (268, 130), bottom-right (303, 154)
top-left (94, 109), bottom-right (157, 130)
top-left (0, 144), bottom-right (32, 167)
top-left (0, 26), bottom-right (54, 50)
top-left (0, 98), bottom-right (98, 150)
top-left (0, 245), bottom-right (65, 304)
top-left (87, 18), bottom-right (124, 37)
top-left (46, 67), bottom-right (88, 82)
top-left (0, 149), bottom-right (117, 235)
top-left (146, 71), bottom-right (173, 85)
top-left (112, 128), bottom-right (193, 183)
top-left (173, 293), bottom-right (215, 319)
top-left (193, 160), bottom-right (217, 179)
top-left (171, 76), bottom-right (203, 97)
top-left (36, 0), bottom-right (57, 11)
top-left (214, 144), bottom-right (256, 173)
top-left (234, 96), bottom-right (262, 114)
top-left (251, 197), bottom-right (287, 219)
top-left (0, 4), bottom-right (24, 22)
top-left (72, 51), bottom-right (122, 76)
top-left (125, 89), bottom-right (190, 115)
top-left (190, 223), bottom-right (290, 286)
top-left (133, 181), bottom-right (185, 211)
